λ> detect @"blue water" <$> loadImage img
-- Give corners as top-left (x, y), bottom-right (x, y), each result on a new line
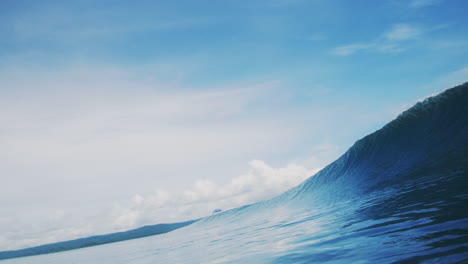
top-left (3, 83), bottom-right (468, 263)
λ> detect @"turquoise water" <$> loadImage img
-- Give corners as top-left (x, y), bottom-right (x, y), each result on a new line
top-left (2, 83), bottom-right (468, 263)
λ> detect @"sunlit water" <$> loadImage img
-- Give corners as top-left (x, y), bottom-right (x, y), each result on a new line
top-left (4, 171), bottom-right (468, 264)
top-left (2, 84), bottom-right (468, 263)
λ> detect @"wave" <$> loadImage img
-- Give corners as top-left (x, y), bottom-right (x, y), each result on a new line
top-left (289, 82), bottom-right (468, 203)
top-left (189, 82), bottom-right (468, 263)
top-left (2, 82), bottom-right (467, 263)
top-left (204, 82), bottom-right (468, 217)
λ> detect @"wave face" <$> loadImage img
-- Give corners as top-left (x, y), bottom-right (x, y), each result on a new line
top-left (2, 83), bottom-right (468, 264)
top-left (290, 82), bottom-right (468, 203)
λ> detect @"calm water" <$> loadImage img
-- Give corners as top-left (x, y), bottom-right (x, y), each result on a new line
top-left (3, 84), bottom-right (467, 263)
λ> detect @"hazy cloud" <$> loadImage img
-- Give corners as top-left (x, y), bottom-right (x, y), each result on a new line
top-left (0, 61), bottom-right (348, 250)
top-left (0, 160), bottom-right (318, 250)
top-left (113, 160), bottom-right (318, 230)
top-left (384, 24), bottom-right (421, 40)
top-left (332, 24), bottom-right (422, 56)
top-left (331, 43), bottom-right (374, 56)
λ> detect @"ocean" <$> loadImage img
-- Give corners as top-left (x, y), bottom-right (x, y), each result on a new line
top-left (3, 83), bottom-right (468, 263)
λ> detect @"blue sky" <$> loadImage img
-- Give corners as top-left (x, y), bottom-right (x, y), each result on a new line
top-left (1, 0), bottom-right (467, 250)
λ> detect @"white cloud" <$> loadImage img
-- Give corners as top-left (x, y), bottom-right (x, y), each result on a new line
top-left (0, 63), bottom-right (304, 250)
top-left (409, 0), bottom-right (441, 8)
top-left (384, 24), bottom-right (420, 41)
top-left (0, 159), bottom-right (317, 250)
top-left (112, 160), bottom-right (317, 229)
top-left (0, 62), bottom-right (385, 251)
top-left (0, 61), bottom-right (354, 251)
top-left (331, 43), bottom-right (374, 56)
top-left (332, 24), bottom-right (421, 56)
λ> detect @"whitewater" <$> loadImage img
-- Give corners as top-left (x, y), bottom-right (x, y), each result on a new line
top-left (2, 83), bottom-right (468, 263)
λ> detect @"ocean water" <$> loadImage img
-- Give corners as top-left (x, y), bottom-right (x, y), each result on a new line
top-left (3, 83), bottom-right (468, 263)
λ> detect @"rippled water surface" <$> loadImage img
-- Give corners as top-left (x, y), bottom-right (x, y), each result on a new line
top-left (4, 170), bottom-right (467, 264)
top-left (3, 84), bottom-right (468, 264)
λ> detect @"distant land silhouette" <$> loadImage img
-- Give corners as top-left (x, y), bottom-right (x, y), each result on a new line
top-left (0, 219), bottom-right (197, 260)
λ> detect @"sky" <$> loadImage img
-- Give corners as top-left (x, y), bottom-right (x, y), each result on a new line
top-left (1, 0), bottom-right (467, 250)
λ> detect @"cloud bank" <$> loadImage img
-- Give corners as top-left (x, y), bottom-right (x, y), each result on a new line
top-left (112, 160), bottom-right (318, 230)
top-left (1, 160), bottom-right (318, 250)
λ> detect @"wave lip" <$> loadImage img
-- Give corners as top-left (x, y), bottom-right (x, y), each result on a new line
top-left (195, 82), bottom-right (468, 263)
top-left (287, 82), bottom-right (468, 203)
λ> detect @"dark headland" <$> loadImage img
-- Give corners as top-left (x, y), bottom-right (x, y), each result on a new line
top-left (0, 219), bottom-right (197, 260)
